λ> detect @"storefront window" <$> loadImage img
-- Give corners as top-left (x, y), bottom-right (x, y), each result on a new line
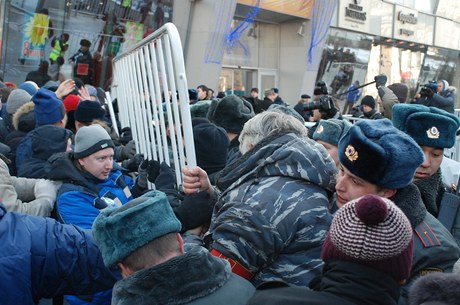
top-left (218, 68), bottom-right (255, 96)
top-left (2, 1), bottom-right (173, 87)
top-left (317, 28), bottom-right (373, 95)
top-left (420, 47), bottom-right (458, 87)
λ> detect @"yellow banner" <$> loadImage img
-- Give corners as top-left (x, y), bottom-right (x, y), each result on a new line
top-left (237, 0), bottom-right (313, 18)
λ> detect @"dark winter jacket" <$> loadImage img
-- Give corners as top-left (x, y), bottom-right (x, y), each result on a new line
top-left (210, 132), bottom-right (336, 286)
top-left (0, 203), bottom-right (117, 305)
top-left (415, 90), bottom-right (455, 114)
top-left (16, 125), bottom-right (72, 178)
top-left (248, 260), bottom-right (401, 305)
top-left (389, 184), bottom-right (460, 305)
top-left (112, 247), bottom-right (255, 305)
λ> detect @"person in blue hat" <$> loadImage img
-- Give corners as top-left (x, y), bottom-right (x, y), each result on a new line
top-left (334, 118), bottom-right (460, 305)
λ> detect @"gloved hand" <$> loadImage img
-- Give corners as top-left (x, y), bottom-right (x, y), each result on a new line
top-left (154, 161), bottom-right (175, 190)
top-left (146, 160), bottom-right (161, 183)
top-left (420, 87), bottom-right (435, 98)
top-left (319, 95), bottom-right (333, 110)
top-left (173, 191), bottom-right (213, 232)
top-left (136, 159), bottom-right (149, 190)
top-left (374, 74), bottom-right (387, 88)
top-left (114, 140), bottom-right (136, 161)
top-left (121, 153), bottom-right (144, 172)
top-left (118, 127), bottom-right (133, 145)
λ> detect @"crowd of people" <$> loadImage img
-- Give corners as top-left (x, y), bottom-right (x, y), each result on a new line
top-left (0, 71), bottom-right (459, 305)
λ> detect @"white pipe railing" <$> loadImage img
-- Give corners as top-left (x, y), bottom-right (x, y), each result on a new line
top-left (111, 23), bottom-right (195, 188)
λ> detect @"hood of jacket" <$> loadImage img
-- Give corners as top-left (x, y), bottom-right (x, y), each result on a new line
top-left (30, 125), bottom-right (72, 161)
top-left (12, 101), bottom-right (35, 132)
top-left (216, 132), bottom-right (336, 195)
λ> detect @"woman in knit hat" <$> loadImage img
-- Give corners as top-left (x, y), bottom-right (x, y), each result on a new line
top-left (248, 195), bottom-right (414, 305)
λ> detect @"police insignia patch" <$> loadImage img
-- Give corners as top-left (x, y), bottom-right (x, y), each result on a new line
top-left (316, 125), bottom-right (324, 133)
top-left (426, 126), bottom-right (440, 139)
top-left (345, 145), bottom-right (358, 161)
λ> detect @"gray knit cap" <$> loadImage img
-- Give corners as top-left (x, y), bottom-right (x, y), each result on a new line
top-left (73, 124), bottom-right (114, 159)
top-left (6, 89), bottom-right (32, 114)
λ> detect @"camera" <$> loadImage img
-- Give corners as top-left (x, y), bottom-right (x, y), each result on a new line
top-left (314, 81), bottom-right (329, 95)
top-left (304, 95), bottom-right (334, 112)
top-left (420, 81), bottom-right (437, 97)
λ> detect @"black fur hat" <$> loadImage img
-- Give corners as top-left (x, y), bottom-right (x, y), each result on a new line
top-left (409, 272), bottom-right (460, 305)
top-left (207, 94), bottom-right (255, 134)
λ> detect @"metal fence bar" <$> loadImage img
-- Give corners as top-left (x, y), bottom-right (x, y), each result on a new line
top-left (112, 22), bottom-right (195, 187)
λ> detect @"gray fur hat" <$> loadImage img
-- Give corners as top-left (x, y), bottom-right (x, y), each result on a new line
top-left (207, 94), bottom-right (255, 134)
top-left (92, 190), bottom-right (182, 267)
top-left (409, 272), bottom-right (460, 305)
top-left (73, 124), bottom-right (114, 159)
top-left (313, 119), bottom-right (352, 146)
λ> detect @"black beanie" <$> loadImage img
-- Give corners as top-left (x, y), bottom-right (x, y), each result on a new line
top-left (207, 95), bottom-right (255, 134)
top-left (192, 118), bottom-right (229, 175)
top-left (74, 100), bottom-right (106, 123)
top-left (361, 95), bottom-right (376, 109)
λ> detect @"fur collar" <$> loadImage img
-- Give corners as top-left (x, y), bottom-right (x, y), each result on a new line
top-left (390, 184), bottom-right (427, 228)
top-left (413, 169), bottom-right (445, 216)
top-left (112, 248), bottom-right (231, 305)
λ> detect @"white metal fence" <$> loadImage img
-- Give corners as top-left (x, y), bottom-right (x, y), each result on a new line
top-left (111, 22), bottom-right (195, 188)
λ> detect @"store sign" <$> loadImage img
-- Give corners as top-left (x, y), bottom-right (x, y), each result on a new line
top-left (345, 0), bottom-right (366, 23)
top-left (394, 6), bottom-right (418, 41)
top-left (338, 0), bottom-right (370, 33)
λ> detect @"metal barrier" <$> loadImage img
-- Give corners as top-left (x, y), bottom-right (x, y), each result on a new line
top-left (111, 22), bottom-right (195, 188)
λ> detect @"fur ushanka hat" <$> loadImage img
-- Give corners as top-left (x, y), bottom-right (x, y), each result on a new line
top-left (207, 94), bottom-right (255, 134)
top-left (392, 103), bottom-right (460, 149)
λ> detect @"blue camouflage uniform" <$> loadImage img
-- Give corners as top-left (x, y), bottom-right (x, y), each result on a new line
top-left (209, 132), bottom-right (336, 286)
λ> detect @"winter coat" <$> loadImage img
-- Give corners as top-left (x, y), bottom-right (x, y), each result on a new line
top-left (46, 152), bottom-right (136, 305)
top-left (389, 184), bottom-right (460, 305)
top-left (45, 152), bottom-right (135, 229)
top-left (378, 86), bottom-right (399, 119)
top-left (346, 84), bottom-right (361, 103)
top-left (0, 158), bottom-right (59, 216)
top-left (112, 247), bottom-right (255, 305)
top-left (210, 132), bottom-right (336, 287)
top-left (16, 125), bottom-right (72, 178)
top-left (0, 203), bottom-right (117, 305)
top-left (248, 260), bottom-right (401, 305)
top-left (415, 90), bottom-right (455, 114)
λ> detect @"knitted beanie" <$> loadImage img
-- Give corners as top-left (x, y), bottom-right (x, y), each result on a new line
top-left (32, 88), bottom-right (65, 125)
top-left (360, 95), bottom-right (376, 109)
top-left (338, 119), bottom-right (424, 189)
top-left (192, 118), bottom-right (229, 175)
top-left (207, 94), bottom-right (255, 134)
top-left (92, 190), bottom-right (182, 267)
top-left (74, 100), bottom-right (106, 123)
top-left (313, 119), bottom-right (352, 146)
top-left (392, 103), bottom-right (459, 149)
top-left (6, 89), bottom-right (32, 114)
top-left (18, 81), bottom-right (39, 96)
top-left (73, 124), bottom-right (114, 159)
top-left (322, 194), bottom-right (414, 281)
top-left (63, 94), bottom-right (80, 112)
